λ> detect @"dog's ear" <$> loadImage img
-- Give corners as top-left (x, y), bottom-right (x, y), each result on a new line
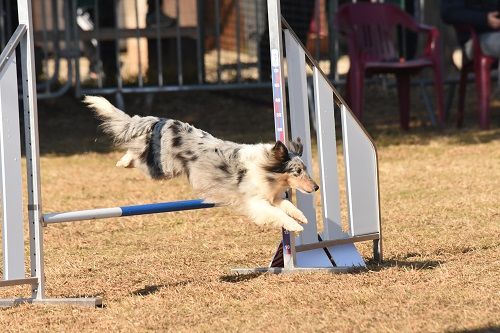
top-left (265, 141), bottom-right (290, 173)
top-left (288, 137), bottom-right (303, 156)
top-left (272, 140), bottom-right (289, 161)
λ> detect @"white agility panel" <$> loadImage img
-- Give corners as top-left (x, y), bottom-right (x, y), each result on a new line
top-left (341, 105), bottom-right (381, 237)
top-left (313, 68), bottom-right (365, 268)
top-left (313, 68), bottom-right (344, 240)
top-left (0, 52), bottom-right (26, 280)
top-left (285, 30), bottom-right (317, 246)
top-left (285, 30), bottom-right (333, 269)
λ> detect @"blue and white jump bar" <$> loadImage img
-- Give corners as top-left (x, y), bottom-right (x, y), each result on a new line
top-left (43, 199), bottom-right (216, 224)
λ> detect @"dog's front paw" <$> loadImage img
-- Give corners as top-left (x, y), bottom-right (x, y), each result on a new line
top-left (293, 212), bottom-right (308, 225)
top-left (283, 221), bottom-right (304, 232)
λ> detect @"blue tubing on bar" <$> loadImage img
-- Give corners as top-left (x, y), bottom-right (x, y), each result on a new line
top-left (120, 199), bottom-right (215, 217)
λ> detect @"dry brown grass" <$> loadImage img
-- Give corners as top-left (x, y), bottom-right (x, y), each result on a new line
top-left (0, 87), bottom-right (499, 332)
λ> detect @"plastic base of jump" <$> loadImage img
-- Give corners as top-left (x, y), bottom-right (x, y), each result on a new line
top-left (0, 297), bottom-right (102, 308)
top-left (230, 266), bottom-right (360, 275)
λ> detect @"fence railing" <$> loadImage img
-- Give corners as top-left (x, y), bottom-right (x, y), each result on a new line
top-left (0, 0), bottom-right (459, 102)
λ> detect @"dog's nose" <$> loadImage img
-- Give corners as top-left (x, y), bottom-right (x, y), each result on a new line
top-left (313, 184), bottom-right (319, 191)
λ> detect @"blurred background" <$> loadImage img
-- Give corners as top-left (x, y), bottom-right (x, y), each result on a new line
top-left (0, 0), bottom-right (461, 99)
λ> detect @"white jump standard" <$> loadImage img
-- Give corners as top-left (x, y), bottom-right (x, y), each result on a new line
top-left (231, 1), bottom-right (382, 274)
top-left (1, 0), bottom-right (382, 307)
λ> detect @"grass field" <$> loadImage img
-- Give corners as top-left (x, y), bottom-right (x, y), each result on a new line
top-left (0, 87), bottom-right (499, 332)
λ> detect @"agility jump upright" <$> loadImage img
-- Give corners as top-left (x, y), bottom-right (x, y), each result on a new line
top-left (0, 0), bottom-right (381, 307)
top-left (232, 0), bottom-right (382, 274)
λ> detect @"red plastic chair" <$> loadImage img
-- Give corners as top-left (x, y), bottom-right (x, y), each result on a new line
top-left (335, 3), bottom-right (445, 130)
top-left (455, 26), bottom-right (496, 129)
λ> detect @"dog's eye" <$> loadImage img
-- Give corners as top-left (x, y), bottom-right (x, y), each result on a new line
top-left (296, 169), bottom-right (302, 175)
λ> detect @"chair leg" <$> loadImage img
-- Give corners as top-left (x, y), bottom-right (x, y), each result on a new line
top-left (457, 68), bottom-right (468, 127)
top-left (433, 63), bottom-right (445, 127)
top-left (347, 67), bottom-right (365, 121)
top-left (474, 57), bottom-right (493, 130)
top-left (396, 74), bottom-right (410, 130)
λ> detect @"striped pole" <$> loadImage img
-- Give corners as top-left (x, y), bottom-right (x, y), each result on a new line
top-left (43, 199), bottom-right (216, 224)
top-left (267, 0), bottom-right (296, 270)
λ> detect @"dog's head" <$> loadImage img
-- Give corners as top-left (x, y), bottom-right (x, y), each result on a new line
top-left (265, 138), bottom-right (319, 194)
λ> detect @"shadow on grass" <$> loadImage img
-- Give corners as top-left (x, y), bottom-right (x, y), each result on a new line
top-left (366, 258), bottom-right (443, 271)
top-left (219, 272), bottom-right (265, 283)
top-left (219, 256), bottom-right (443, 281)
top-left (131, 280), bottom-right (193, 296)
top-left (448, 326), bottom-right (500, 333)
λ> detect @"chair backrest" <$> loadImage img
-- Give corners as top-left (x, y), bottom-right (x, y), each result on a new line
top-left (335, 3), bottom-right (419, 63)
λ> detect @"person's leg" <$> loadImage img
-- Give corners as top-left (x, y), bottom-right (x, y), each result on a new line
top-left (281, 0), bottom-right (315, 45)
top-left (147, 0), bottom-right (158, 13)
top-left (96, 2), bottom-right (118, 85)
top-left (146, 0), bottom-right (175, 27)
top-left (478, 31), bottom-right (500, 57)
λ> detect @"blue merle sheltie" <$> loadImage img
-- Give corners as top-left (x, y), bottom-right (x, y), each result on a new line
top-left (85, 96), bottom-right (319, 232)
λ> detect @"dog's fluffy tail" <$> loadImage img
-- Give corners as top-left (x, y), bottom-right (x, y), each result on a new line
top-left (84, 95), bottom-right (159, 146)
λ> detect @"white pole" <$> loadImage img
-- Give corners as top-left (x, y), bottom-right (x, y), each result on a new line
top-left (18, 0), bottom-right (45, 300)
top-left (266, 0), bottom-right (296, 269)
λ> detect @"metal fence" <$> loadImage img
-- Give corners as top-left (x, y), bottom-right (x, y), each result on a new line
top-left (0, 0), bottom-right (459, 101)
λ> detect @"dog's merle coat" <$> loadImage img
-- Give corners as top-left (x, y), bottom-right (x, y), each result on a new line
top-left (86, 96), bottom-right (318, 232)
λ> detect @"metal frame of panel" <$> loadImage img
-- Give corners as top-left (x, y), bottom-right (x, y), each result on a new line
top-left (281, 16), bottom-right (382, 264)
top-left (232, 1), bottom-right (382, 274)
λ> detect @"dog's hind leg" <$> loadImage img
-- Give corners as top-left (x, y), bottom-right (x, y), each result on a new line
top-left (275, 199), bottom-right (308, 225)
top-left (245, 198), bottom-right (304, 232)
